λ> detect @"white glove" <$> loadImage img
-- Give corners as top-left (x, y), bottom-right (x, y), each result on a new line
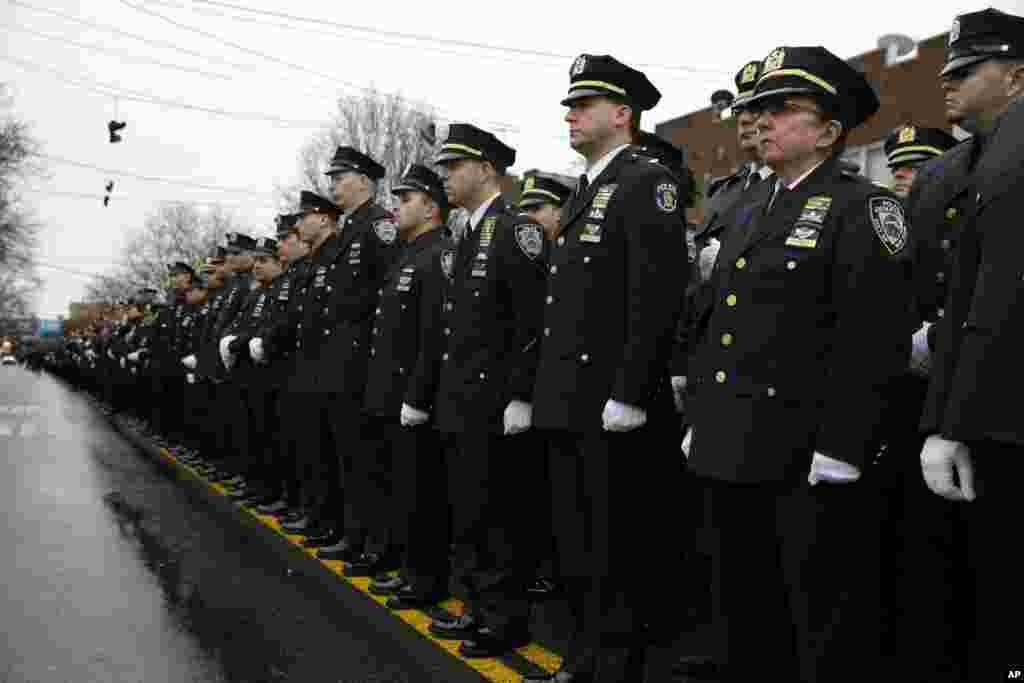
top-left (671, 375), bottom-right (687, 414)
top-left (910, 322), bottom-right (932, 377)
top-left (808, 452), bottom-right (861, 485)
top-left (400, 402), bottom-right (430, 427)
top-left (126, 351), bottom-right (141, 363)
top-left (181, 355), bottom-right (198, 370)
top-left (249, 337), bottom-right (265, 364)
top-left (503, 400), bottom-right (533, 435)
top-left (920, 435), bottom-right (976, 502)
top-left (219, 335), bottom-right (238, 370)
top-left (120, 358), bottom-right (126, 369)
top-left (681, 427), bottom-right (693, 460)
top-left (698, 238), bottom-right (721, 282)
top-left (107, 349), bottom-right (115, 360)
top-left (602, 399), bottom-right (647, 432)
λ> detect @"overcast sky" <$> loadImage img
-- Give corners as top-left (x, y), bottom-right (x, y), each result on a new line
top-left (4, 0), bottom-right (1024, 318)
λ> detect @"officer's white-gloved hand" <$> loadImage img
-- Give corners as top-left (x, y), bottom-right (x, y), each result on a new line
top-left (921, 435), bottom-right (976, 502)
top-left (400, 402), bottom-right (430, 427)
top-left (910, 322), bottom-right (932, 377)
top-left (698, 238), bottom-right (721, 282)
top-left (181, 355), bottom-right (198, 370)
top-left (249, 337), bottom-right (265, 364)
top-left (107, 349), bottom-right (115, 360)
top-left (602, 399), bottom-right (647, 432)
top-left (681, 427), bottom-right (693, 460)
top-left (503, 400), bottom-right (533, 435)
top-left (808, 452), bottom-right (861, 486)
top-left (671, 375), bottom-right (687, 414)
top-left (219, 335), bottom-right (237, 370)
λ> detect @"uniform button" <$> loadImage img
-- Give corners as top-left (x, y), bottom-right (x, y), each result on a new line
top-left (326, 286), bottom-right (332, 293)
top-left (936, 272), bottom-right (946, 283)
top-left (767, 387), bottom-right (777, 398)
top-left (376, 307), bottom-right (382, 314)
top-left (557, 236), bottom-right (565, 246)
top-left (735, 257), bottom-right (747, 270)
top-left (546, 295), bottom-right (554, 304)
top-left (715, 370), bottom-right (727, 383)
top-left (725, 294), bottom-right (737, 307)
top-left (442, 353), bottom-right (449, 361)
top-left (445, 302), bottom-right (453, 311)
top-left (940, 239), bottom-right (951, 250)
top-left (543, 327), bottom-right (550, 336)
top-left (298, 305), bottom-right (304, 312)
top-left (444, 327), bottom-right (451, 335)
top-left (371, 348), bottom-right (375, 356)
top-left (473, 291), bottom-right (480, 297)
top-left (580, 353), bottom-right (589, 362)
top-left (786, 260), bottom-right (797, 270)
top-left (721, 333), bottom-right (734, 347)
top-left (550, 265), bottom-right (558, 274)
top-left (378, 288), bottom-right (383, 295)
top-left (322, 307), bottom-right (329, 315)
top-left (372, 328), bottom-right (378, 335)
top-left (401, 304), bottom-right (407, 311)
top-left (479, 371), bottom-right (486, 380)
top-left (945, 208), bottom-right (957, 219)
top-left (583, 256), bottom-right (591, 264)
top-left (399, 367), bottom-right (405, 375)
top-left (938, 308), bottom-right (945, 318)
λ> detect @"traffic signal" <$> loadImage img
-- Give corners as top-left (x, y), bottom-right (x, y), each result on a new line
top-left (108, 120), bottom-right (126, 143)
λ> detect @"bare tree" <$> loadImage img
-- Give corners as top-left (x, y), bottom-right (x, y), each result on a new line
top-left (0, 112), bottom-right (42, 320)
top-left (83, 202), bottom-right (246, 302)
top-left (279, 89), bottom-right (439, 209)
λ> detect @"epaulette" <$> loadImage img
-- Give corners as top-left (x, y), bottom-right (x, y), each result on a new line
top-left (627, 150), bottom-right (681, 183)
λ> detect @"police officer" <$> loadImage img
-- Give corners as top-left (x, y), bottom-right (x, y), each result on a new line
top-left (298, 147), bottom-right (401, 555)
top-left (527, 55), bottom-right (686, 682)
top-left (919, 9), bottom-right (1024, 680)
top-left (355, 165), bottom-right (452, 607)
top-left (683, 47), bottom-right (913, 682)
top-left (884, 124), bottom-right (958, 200)
top-left (150, 262), bottom-right (194, 444)
top-left (427, 123), bottom-right (547, 657)
top-left (518, 170), bottom-right (574, 241)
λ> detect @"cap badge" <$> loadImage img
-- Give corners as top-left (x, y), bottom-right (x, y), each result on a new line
top-left (898, 126), bottom-right (916, 144)
top-left (741, 63), bottom-right (759, 85)
top-left (764, 48), bottom-right (785, 73)
top-left (950, 18), bottom-right (961, 45)
top-left (571, 55), bottom-right (587, 77)
top-left (524, 176), bottom-right (536, 191)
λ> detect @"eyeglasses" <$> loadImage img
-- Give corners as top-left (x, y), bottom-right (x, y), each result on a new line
top-left (747, 98), bottom-right (825, 118)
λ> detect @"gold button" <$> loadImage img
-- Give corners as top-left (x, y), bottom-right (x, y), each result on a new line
top-left (399, 367), bottom-right (404, 374)
top-left (557, 236), bottom-right (565, 246)
top-left (936, 272), bottom-right (946, 283)
top-left (444, 327), bottom-right (450, 336)
top-left (767, 387), bottom-right (777, 398)
top-left (725, 294), bottom-right (737, 307)
top-left (445, 302), bottom-right (453, 311)
top-left (580, 353), bottom-right (589, 362)
top-left (945, 208), bottom-right (957, 219)
top-left (479, 371), bottom-right (486, 379)
top-left (940, 239), bottom-right (951, 250)
top-left (550, 265), bottom-right (558, 274)
top-left (442, 353), bottom-right (449, 361)
top-left (786, 260), bottom-right (797, 270)
top-left (544, 328), bottom-right (550, 336)
top-left (735, 257), bottom-right (746, 270)
top-left (583, 256), bottom-right (591, 264)
top-left (715, 370), bottom-right (727, 383)
top-left (721, 333), bottom-right (734, 346)
top-left (546, 295), bottom-right (554, 304)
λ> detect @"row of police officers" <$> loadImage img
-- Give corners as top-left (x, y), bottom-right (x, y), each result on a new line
top-left (46, 8), bottom-right (1024, 681)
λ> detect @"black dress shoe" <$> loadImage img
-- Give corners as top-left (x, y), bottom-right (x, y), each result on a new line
top-left (386, 586), bottom-right (446, 610)
top-left (458, 626), bottom-right (530, 657)
top-left (671, 654), bottom-right (722, 679)
top-left (301, 528), bottom-right (339, 548)
top-left (428, 613), bottom-right (479, 640)
top-left (522, 671), bottom-right (593, 683)
top-left (368, 574), bottom-right (406, 596)
top-left (527, 577), bottom-right (559, 596)
top-left (344, 552), bottom-right (398, 577)
top-left (315, 536), bottom-right (362, 562)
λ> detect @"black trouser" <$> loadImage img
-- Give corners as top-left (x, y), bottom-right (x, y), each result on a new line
top-left (276, 390), bottom-right (303, 508)
top-left (701, 474), bottom-right (883, 683)
top-left (244, 383), bottom-right (281, 499)
top-left (181, 375), bottom-right (209, 453)
top-left (350, 415), bottom-right (399, 554)
top-left (293, 393), bottom-right (341, 526)
top-left (393, 423), bottom-right (449, 596)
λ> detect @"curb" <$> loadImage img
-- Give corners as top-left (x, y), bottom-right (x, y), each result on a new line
top-left (108, 414), bottom-right (563, 683)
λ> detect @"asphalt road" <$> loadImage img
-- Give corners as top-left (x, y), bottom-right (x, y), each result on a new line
top-left (0, 366), bottom-right (463, 683)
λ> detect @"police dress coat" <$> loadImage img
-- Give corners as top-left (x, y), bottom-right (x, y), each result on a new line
top-left (201, 273), bottom-right (252, 382)
top-left (686, 157), bottom-right (914, 483)
top-left (259, 256), bottom-right (312, 391)
top-left (532, 147), bottom-right (686, 582)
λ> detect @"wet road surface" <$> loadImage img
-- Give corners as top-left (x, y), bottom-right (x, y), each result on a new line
top-left (0, 368), bottom-right (463, 683)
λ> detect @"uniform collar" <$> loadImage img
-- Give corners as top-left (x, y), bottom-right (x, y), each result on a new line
top-left (586, 143), bottom-right (631, 185)
top-left (468, 192), bottom-right (502, 233)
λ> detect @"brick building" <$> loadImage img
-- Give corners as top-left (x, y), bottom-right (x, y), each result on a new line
top-left (656, 32), bottom-right (959, 221)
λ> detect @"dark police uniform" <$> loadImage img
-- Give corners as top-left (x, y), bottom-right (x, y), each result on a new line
top-left (356, 165), bottom-right (453, 593)
top-left (685, 47), bottom-right (912, 683)
top-left (528, 55), bottom-right (686, 681)
top-left (920, 11), bottom-right (1024, 679)
top-left (430, 124), bottom-right (547, 654)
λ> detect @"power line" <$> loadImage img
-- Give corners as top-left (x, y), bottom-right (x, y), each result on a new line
top-left (20, 187), bottom-right (277, 208)
top-left (34, 153), bottom-right (274, 196)
top-left (0, 53), bottom-right (327, 127)
top-left (186, 0), bottom-right (733, 77)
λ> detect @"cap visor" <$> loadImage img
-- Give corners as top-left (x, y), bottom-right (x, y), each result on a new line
top-left (324, 163), bottom-right (358, 177)
top-left (434, 151), bottom-right (475, 165)
top-left (560, 88), bottom-right (618, 106)
top-left (741, 86), bottom-right (819, 109)
top-left (518, 197), bottom-right (547, 209)
top-left (390, 182), bottom-right (423, 196)
top-left (940, 54), bottom-right (990, 77)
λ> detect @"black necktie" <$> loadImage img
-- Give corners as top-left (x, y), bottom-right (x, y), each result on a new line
top-left (744, 169), bottom-right (762, 191)
top-left (766, 177), bottom-right (784, 214)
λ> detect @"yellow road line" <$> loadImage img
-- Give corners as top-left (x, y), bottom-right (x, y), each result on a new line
top-left (159, 447), bottom-right (563, 681)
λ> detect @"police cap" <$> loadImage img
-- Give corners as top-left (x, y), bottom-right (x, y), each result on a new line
top-left (225, 232), bottom-right (258, 255)
top-left (325, 146), bottom-right (386, 181)
top-left (297, 190), bottom-right (339, 218)
top-left (561, 54), bottom-right (661, 111)
top-left (391, 163), bottom-right (448, 209)
top-left (251, 237), bottom-right (278, 257)
top-left (275, 213), bottom-right (301, 239)
top-left (434, 123), bottom-right (516, 172)
top-left (942, 8), bottom-right (1024, 77)
top-left (167, 261), bottom-right (196, 278)
top-left (745, 46), bottom-right (879, 129)
top-left (518, 171), bottom-right (574, 209)
top-left (884, 125), bottom-right (958, 168)
top-left (733, 60), bottom-right (764, 108)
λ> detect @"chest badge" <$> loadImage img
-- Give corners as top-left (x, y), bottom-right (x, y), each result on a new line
top-left (785, 195), bottom-right (832, 248)
top-left (592, 184), bottom-right (618, 209)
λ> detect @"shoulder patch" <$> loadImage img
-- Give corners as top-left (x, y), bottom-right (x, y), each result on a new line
top-left (868, 196), bottom-right (908, 256)
top-left (655, 182), bottom-right (679, 213)
top-left (373, 218), bottom-right (398, 244)
top-left (514, 223), bottom-right (544, 260)
top-left (440, 249), bottom-right (455, 279)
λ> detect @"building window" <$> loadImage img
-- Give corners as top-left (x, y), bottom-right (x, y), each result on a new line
top-left (842, 140), bottom-right (892, 188)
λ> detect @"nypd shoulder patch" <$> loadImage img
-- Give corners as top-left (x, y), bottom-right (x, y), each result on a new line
top-left (514, 223), bottom-right (544, 260)
top-left (868, 196), bottom-right (908, 256)
top-left (373, 219), bottom-right (398, 244)
top-left (655, 182), bottom-right (679, 213)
